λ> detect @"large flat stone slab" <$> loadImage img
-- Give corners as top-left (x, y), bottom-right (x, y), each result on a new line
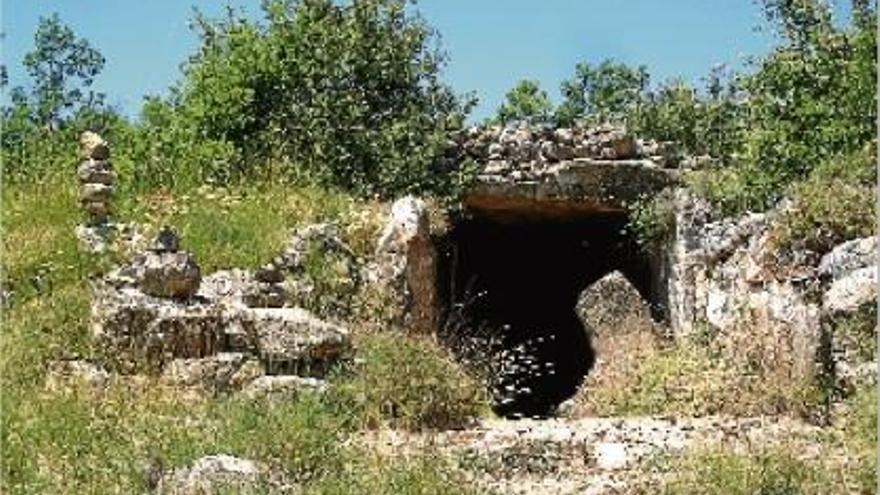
top-left (465, 160), bottom-right (674, 221)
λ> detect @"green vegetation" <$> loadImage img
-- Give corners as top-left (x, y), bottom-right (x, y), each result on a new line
top-left (493, 79), bottom-right (554, 125)
top-left (0, 175), bottom-right (488, 493)
top-left (2, 1), bottom-right (876, 493)
top-left (575, 329), bottom-right (825, 418)
top-left (659, 447), bottom-right (836, 495)
top-left (331, 332), bottom-right (489, 431)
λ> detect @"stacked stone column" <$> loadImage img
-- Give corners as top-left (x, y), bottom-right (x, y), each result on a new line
top-left (77, 131), bottom-right (115, 225)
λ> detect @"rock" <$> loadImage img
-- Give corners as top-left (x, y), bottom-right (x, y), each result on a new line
top-left (243, 284), bottom-right (289, 308)
top-left (540, 140), bottom-right (559, 162)
top-left (554, 128), bottom-right (574, 144)
top-left (136, 251), bottom-right (202, 299)
top-left (160, 353), bottom-right (265, 392)
top-left (237, 307), bottom-right (351, 376)
top-left (45, 360), bottom-right (110, 393)
top-left (91, 284), bottom-right (224, 372)
top-left (150, 226), bottom-right (181, 253)
top-left (823, 267), bottom-right (877, 315)
top-left (277, 223), bottom-right (359, 316)
top-left (819, 236), bottom-right (877, 282)
top-left (155, 455), bottom-right (289, 495)
top-left (77, 160), bottom-right (114, 184)
top-left (82, 201), bottom-right (111, 219)
top-left (79, 131), bottom-right (110, 160)
top-left (80, 183), bottom-right (114, 203)
top-left (198, 269), bottom-right (255, 309)
top-left (488, 142), bottom-right (505, 159)
top-left (368, 196), bottom-right (439, 333)
top-left (255, 264), bottom-right (284, 284)
top-left (241, 375), bottom-right (326, 401)
top-left (576, 271), bottom-right (655, 346)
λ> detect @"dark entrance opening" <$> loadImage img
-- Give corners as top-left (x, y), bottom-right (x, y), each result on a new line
top-left (439, 213), bottom-right (654, 418)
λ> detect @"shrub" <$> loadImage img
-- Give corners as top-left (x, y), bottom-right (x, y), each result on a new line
top-left (159, 0), bottom-right (473, 199)
top-left (329, 332), bottom-right (489, 431)
top-left (772, 179), bottom-right (874, 256)
top-left (626, 191), bottom-right (676, 251)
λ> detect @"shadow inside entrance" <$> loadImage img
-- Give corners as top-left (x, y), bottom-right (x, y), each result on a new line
top-left (441, 214), bottom-right (651, 418)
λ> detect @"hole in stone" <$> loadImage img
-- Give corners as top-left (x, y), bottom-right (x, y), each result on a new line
top-left (439, 213), bottom-right (655, 418)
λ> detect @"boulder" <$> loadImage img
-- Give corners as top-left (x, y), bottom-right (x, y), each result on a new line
top-left (819, 236), bottom-right (877, 282)
top-left (576, 271), bottom-right (655, 348)
top-left (79, 131), bottom-right (110, 160)
top-left (135, 251), bottom-right (202, 299)
top-left (155, 455), bottom-right (289, 495)
top-left (823, 267), bottom-right (877, 315)
top-left (91, 284), bottom-right (224, 372)
top-left (241, 375), bottom-right (326, 401)
top-left (236, 307), bottom-right (351, 376)
top-left (159, 353), bottom-right (265, 392)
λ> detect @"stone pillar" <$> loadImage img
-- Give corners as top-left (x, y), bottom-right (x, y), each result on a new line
top-left (367, 196), bottom-right (440, 334)
top-left (78, 131), bottom-right (115, 225)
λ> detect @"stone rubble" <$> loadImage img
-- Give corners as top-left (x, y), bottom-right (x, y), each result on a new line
top-left (88, 228), bottom-right (350, 393)
top-left (75, 131), bottom-right (147, 254)
top-left (78, 131), bottom-right (115, 224)
top-left (361, 415), bottom-right (827, 495)
top-left (456, 124), bottom-right (677, 222)
top-left (667, 187), bottom-right (878, 406)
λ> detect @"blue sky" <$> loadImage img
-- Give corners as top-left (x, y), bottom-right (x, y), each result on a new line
top-left (1, 1), bottom-right (852, 122)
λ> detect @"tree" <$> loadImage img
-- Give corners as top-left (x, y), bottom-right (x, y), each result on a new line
top-left (556, 60), bottom-right (649, 125)
top-left (166, 0), bottom-right (472, 197)
top-left (21, 14), bottom-right (105, 127)
top-left (493, 80), bottom-right (554, 125)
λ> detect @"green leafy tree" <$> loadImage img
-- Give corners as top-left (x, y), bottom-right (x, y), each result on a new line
top-left (493, 79), bottom-right (554, 125)
top-left (21, 13), bottom-right (105, 127)
top-left (556, 60), bottom-right (649, 125)
top-left (1, 15), bottom-right (120, 183)
top-left (157, 0), bottom-right (473, 197)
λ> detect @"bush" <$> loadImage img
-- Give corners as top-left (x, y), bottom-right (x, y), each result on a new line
top-left (626, 191), bottom-right (676, 251)
top-left (159, 0), bottom-right (472, 199)
top-left (771, 179), bottom-right (874, 256)
top-left (330, 332), bottom-right (489, 431)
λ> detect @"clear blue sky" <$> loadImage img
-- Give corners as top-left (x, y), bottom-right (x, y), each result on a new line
top-left (1, 1), bottom-right (852, 122)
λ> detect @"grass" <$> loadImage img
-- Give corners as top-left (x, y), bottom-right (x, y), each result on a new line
top-left (571, 326), bottom-right (824, 418)
top-left (1, 176), bottom-right (485, 493)
top-left (658, 446), bottom-right (837, 495)
top-left (329, 332), bottom-right (490, 431)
